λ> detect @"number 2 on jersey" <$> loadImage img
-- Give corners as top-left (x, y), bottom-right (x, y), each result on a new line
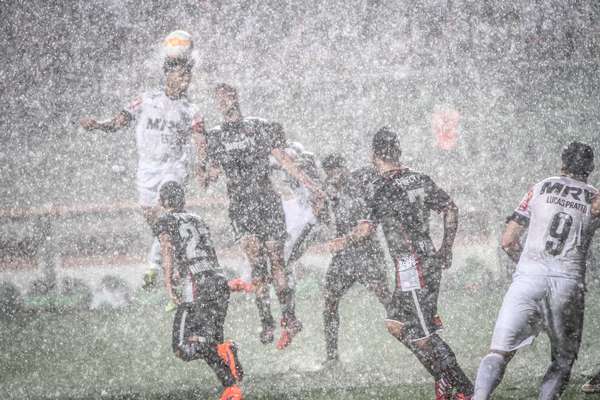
top-left (545, 212), bottom-right (573, 256)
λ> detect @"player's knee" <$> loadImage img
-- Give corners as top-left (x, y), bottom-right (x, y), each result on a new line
top-left (385, 319), bottom-right (405, 339)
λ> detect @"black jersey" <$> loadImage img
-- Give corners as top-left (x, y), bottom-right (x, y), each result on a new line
top-left (154, 211), bottom-right (221, 302)
top-left (367, 169), bottom-right (453, 260)
top-left (205, 117), bottom-right (287, 200)
top-left (327, 169), bottom-right (382, 255)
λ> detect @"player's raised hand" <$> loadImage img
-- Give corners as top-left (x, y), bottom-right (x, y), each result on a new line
top-left (79, 117), bottom-right (99, 131)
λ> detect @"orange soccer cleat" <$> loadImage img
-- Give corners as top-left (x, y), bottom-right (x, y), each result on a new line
top-left (220, 384), bottom-right (243, 400)
top-left (276, 318), bottom-right (303, 350)
top-left (217, 340), bottom-right (244, 382)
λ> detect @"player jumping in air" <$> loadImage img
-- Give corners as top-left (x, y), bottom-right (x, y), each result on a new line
top-left (80, 40), bottom-right (204, 288)
top-left (317, 153), bottom-right (391, 364)
top-left (474, 142), bottom-right (600, 400)
top-left (154, 181), bottom-right (244, 400)
top-left (196, 83), bottom-right (324, 349)
top-left (322, 128), bottom-right (473, 399)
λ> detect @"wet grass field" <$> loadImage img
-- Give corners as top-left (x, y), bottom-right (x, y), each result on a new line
top-left (3, 266), bottom-right (600, 400)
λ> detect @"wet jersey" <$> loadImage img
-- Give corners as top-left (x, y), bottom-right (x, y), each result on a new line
top-left (205, 117), bottom-right (286, 200)
top-left (153, 211), bottom-right (222, 302)
top-left (509, 175), bottom-right (599, 281)
top-left (328, 169), bottom-right (382, 255)
top-left (367, 169), bottom-right (453, 259)
top-left (124, 90), bottom-right (200, 174)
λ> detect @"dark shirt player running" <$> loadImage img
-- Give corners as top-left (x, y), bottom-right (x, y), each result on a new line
top-left (322, 127), bottom-right (473, 400)
top-left (317, 154), bottom-right (391, 364)
top-left (196, 83), bottom-right (325, 349)
top-left (154, 181), bottom-right (244, 400)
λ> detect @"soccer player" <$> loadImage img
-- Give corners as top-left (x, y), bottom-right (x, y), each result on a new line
top-left (474, 142), bottom-right (600, 400)
top-left (197, 83), bottom-right (324, 349)
top-left (322, 127), bottom-right (473, 399)
top-left (80, 51), bottom-right (204, 286)
top-left (277, 141), bottom-right (322, 264)
top-left (318, 154), bottom-right (391, 364)
top-left (155, 181), bottom-right (244, 400)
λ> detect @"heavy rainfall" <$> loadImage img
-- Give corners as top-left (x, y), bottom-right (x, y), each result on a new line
top-left (1, 1), bottom-right (600, 400)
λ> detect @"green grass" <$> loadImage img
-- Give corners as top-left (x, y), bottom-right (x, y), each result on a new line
top-left (2, 265), bottom-right (600, 400)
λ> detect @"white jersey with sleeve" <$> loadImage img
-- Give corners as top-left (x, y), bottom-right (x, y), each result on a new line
top-left (124, 90), bottom-right (201, 206)
top-left (511, 175), bottom-right (598, 281)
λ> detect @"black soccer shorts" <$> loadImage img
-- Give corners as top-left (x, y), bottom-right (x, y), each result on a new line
top-left (386, 257), bottom-right (443, 341)
top-left (172, 272), bottom-right (230, 350)
top-left (228, 188), bottom-right (287, 242)
top-left (325, 245), bottom-right (387, 299)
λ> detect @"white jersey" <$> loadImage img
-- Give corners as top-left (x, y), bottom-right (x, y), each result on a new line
top-left (124, 90), bottom-right (200, 180)
top-left (512, 175), bottom-right (598, 281)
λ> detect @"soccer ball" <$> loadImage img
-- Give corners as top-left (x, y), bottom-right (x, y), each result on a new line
top-left (163, 30), bottom-right (193, 59)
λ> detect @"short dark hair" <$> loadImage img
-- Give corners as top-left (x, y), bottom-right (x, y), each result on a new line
top-left (159, 181), bottom-right (185, 211)
top-left (163, 57), bottom-right (193, 74)
top-left (321, 153), bottom-right (347, 171)
top-left (215, 83), bottom-right (238, 96)
top-left (561, 141), bottom-right (594, 177)
top-left (372, 126), bottom-right (401, 162)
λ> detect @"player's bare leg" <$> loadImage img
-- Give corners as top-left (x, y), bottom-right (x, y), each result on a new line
top-left (265, 239), bottom-right (302, 349)
top-left (241, 235), bottom-right (275, 343)
top-left (141, 205), bottom-right (162, 290)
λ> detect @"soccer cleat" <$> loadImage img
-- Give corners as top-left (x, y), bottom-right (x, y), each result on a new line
top-left (582, 372), bottom-right (600, 393)
top-left (435, 377), bottom-right (452, 400)
top-left (227, 278), bottom-right (254, 293)
top-left (276, 318), bottom-right (303, 350)
top-left (320, 356), bottom-right (340, 370)
top-left (217, 340), bottom-right (244, 382)
top-left (164, 300), bottom-right (177, 312)
top-left (142, 269), bottom-right (158, 290)
top-left (259, 324), bottom-right (275, 344)
top-left (220, 384), bottom-right (243, 400)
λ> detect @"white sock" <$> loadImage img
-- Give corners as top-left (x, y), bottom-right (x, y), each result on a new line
top-left (474, 353), bottom-right (508, 400)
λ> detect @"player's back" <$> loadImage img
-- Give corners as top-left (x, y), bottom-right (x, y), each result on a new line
top-left (517, 175), bottom-right (598, 280)
top-left (158, 211), bottom-right (221, 274)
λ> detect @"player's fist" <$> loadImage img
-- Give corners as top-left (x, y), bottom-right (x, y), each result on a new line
top-left (80, 117), bottom-right (99, 131)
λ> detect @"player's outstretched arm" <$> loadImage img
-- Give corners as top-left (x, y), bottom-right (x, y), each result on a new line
top-left (311, 220), bottom-right (375, 254)
top-left (80, 111), bottom-right (130, 132)
top-left (437, 202), bottom-right (459, 269)
top-left (592, 193), bottom-right (600, 218)
top-left (159, 232), bottom-right (181, 305)
top-left (501, 220), bottom-right (526, 263)
top-left (271, 147), bottom-right (326, 213)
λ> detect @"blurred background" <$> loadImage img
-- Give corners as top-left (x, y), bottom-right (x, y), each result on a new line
top-left (1, 0), bottom-right (600, 281)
